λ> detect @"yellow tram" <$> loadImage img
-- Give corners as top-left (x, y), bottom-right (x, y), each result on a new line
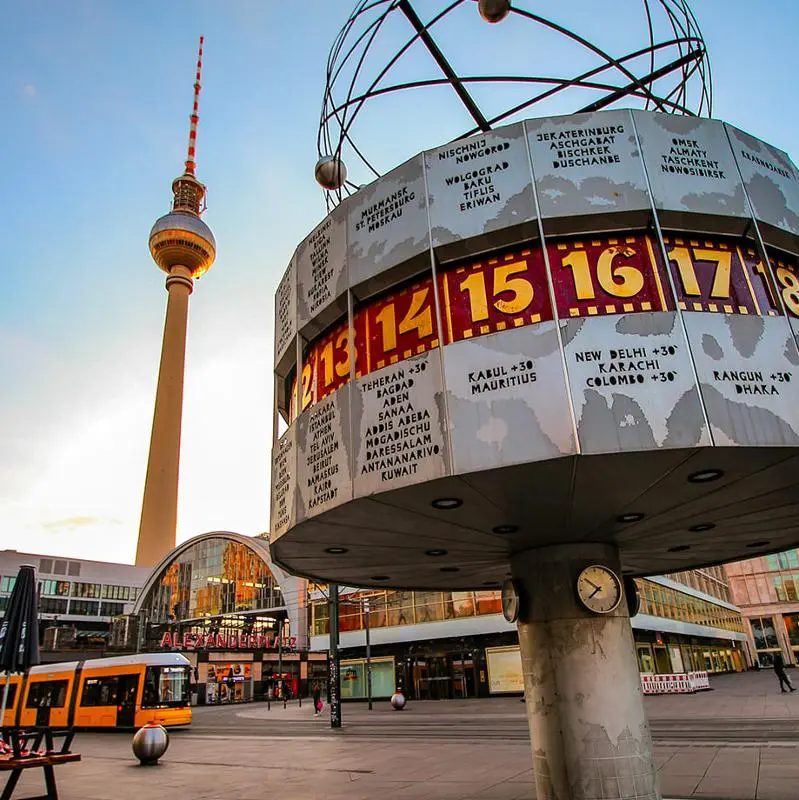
top-left (0, 653), bottom-right (192, 729)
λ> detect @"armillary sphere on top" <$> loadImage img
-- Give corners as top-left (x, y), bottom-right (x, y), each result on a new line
top-left (315, 0), bottom-right (712, 207)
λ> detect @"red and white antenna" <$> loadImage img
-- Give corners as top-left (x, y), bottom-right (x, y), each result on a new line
top-left (184, 35), bottom-right (204, 176)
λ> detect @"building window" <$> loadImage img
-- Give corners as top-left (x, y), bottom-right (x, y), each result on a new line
top-left (784, 613), bottom-right (799, 648)
top-left (39, 580), bottom-right (71, 597)
top-left (69, 600), bottom-right (100, 616)
top-left (40, 598), bottom-right (68, 615)
top-left (53, 561), bottom-right (67, 575)
top-left (312, 602), bottom-right (329, 636)
top-left (1, 577), bottom-right (16, 593)
top-left (39, 559), bottom-right (53, 574)
top-left (750, 617), bottom-right (780, 650)
top-left (73, 583), bottom-right (101, 599)
top-left (767, 551), bottom-right (799, 571)
top-left (102, 585), bottom-right (131, 601)
top-left (101, 602), bottom-right (126, 617)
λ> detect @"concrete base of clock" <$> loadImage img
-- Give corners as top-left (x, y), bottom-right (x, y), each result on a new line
top-left (512, 542), bottom-right (660, 800)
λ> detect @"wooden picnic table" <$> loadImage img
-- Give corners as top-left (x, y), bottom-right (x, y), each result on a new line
top-left (0, 729), bottom-right (80, 800)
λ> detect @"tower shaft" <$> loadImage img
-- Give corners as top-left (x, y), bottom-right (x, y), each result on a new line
top-left (135, 266), bottom-right (194, 567)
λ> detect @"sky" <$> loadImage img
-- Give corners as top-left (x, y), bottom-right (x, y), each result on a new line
top-left (2, 0), bottom-right (799, 565)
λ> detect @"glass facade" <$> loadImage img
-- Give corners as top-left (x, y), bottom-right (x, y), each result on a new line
top-left (310, 580), bottom-right (742, 636)
top-left (726, 549), bottom-right (799, 607)
top-left (666, 566), bottom-right (732, 604)
top-left (307, 573), bottom-right (745, 695)
top-left (139, 538), bottom-right (284, 624)
top-left (340, 657), bottom-right (395, 699)
top-left (724, 548), bottom-right (799, 665)
top-left (312, 589), bottom-right (502, 635)
top-left (637, 580), bottom-right (744, 632)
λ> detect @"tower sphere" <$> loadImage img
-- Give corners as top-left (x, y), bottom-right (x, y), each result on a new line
top-left (315, 155), bottom-right (348, 190)
top-left (478, 0), bottom-right (511, 23)
top-left (149, 211), bottom-right (217, 279)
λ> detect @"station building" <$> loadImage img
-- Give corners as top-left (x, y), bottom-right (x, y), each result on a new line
top-left (309, 566), bottom-right (748, 700)
top-left (0, 549), bottom-right (149, 660)
top-left (129, 531), bottom-right (325, 704)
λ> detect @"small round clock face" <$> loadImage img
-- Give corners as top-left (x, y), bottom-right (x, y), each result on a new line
top-left (624, 575), bottom-right (641, 617)
top-left (501, 578), bottom-right (520, 623)
top-left (577, 565), bottom-right (622, 614)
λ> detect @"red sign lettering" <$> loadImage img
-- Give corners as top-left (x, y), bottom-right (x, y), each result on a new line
top-left (158, 631), bottom-right (298, 651)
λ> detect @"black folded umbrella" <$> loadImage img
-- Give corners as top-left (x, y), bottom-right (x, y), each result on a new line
top-left (0, 565), bottom-right (40, 723)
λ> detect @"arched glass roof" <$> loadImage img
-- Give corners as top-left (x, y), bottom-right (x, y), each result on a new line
top-left (134, 532), bottom-right (287, 625)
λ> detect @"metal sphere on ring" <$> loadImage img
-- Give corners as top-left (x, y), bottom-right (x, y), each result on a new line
top-left (478, 0), bottom-right (511, 23)
top-left (317, 0), bottom-right (712, 208)
top-left (315, 155), bottom-right (348, 190)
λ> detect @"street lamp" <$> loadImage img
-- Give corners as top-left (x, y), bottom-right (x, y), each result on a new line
top-left (322, 587), bottom-right (376, 727)
top-left (364, 597), bottom-right (372, 711)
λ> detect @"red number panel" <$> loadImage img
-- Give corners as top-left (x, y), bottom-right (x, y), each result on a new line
top-left (438, 246), bottom-right (553, 344)
top-left (662, 234), bottom-right (758, 314)
top-left (548, 233), bottom-right (671, 319)
top-left (364, 276), bottom-right (439, 372)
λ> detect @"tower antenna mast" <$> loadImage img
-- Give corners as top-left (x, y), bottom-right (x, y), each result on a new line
top-left (185, 35), bottom-right (204, 178)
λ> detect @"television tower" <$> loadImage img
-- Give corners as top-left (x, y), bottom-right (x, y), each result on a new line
top-left (135, 37), bottom-right (216, 567)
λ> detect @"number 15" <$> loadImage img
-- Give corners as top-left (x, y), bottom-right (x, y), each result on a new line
top-left (459, 261), bottom-right (534, 322)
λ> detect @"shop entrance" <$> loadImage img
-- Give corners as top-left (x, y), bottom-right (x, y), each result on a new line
top-left (206, 663), bottom-right (252, 704)
top-left (416, 656), bottom-right (451, 700)
top-left (452, 657), bottom-right (476, 698)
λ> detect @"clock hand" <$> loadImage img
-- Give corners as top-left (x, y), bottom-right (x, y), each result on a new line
top-left (585, 579), bottom-right (600, 591)
top-left (588, 585), bottom-right (602, 598)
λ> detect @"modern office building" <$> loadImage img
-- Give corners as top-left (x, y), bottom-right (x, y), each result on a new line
top-left (725, 549), bottom-right (799, 667)
top-left (309, 566), bottom-right (748, 700)
top-left (129, 531), bottom-right (325, 704)
top-left (0, 549), bottom-right (149, 660)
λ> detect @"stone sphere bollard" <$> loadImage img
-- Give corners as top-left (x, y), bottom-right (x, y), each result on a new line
top-left (132, 723), bottom-right (170, 766)
top-left (390, 689), bottom-right (406, 710)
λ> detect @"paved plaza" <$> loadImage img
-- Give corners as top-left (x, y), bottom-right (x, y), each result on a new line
top-left (7, 671), bottom-right (799, 800)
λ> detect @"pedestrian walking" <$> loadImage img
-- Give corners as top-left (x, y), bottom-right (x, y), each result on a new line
top-left (773, 653), bottom-right (796, 693)
top-left (312, 682), bottom-right (322, 716)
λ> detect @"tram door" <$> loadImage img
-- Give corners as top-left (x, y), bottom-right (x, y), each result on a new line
top-left (35, 702), bottom-right (50, 727)
top-left (117, 675), bottom-right (140, 727)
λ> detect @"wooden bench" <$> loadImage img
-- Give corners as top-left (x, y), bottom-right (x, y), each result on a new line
top-left (0, 729), bottom-right (80, 800)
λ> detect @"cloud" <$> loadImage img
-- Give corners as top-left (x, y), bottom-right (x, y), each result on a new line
top-left (41, 516), bottom-right (120, 531)
top-left (21, 84), bottom-right (36, 98)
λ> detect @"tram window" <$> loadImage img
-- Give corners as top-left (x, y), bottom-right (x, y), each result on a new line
top-left (0, 685), bottom-right (17, 706)
top-left (142, 666), bottom-right (190, 708)
top-left (26, 680), bottom-right (68, 708)
top-left (81, 676), bottom-right (120, 707)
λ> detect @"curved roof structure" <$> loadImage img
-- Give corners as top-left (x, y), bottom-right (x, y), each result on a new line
top-left (132, 533), bottom-right (305, 648)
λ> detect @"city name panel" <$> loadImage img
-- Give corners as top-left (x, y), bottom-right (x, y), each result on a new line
top-left (271, 109), bottom-right (799, 590)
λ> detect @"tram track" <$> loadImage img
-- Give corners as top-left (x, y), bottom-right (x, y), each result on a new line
top-left (189, 714), bottom-right (799, 745)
